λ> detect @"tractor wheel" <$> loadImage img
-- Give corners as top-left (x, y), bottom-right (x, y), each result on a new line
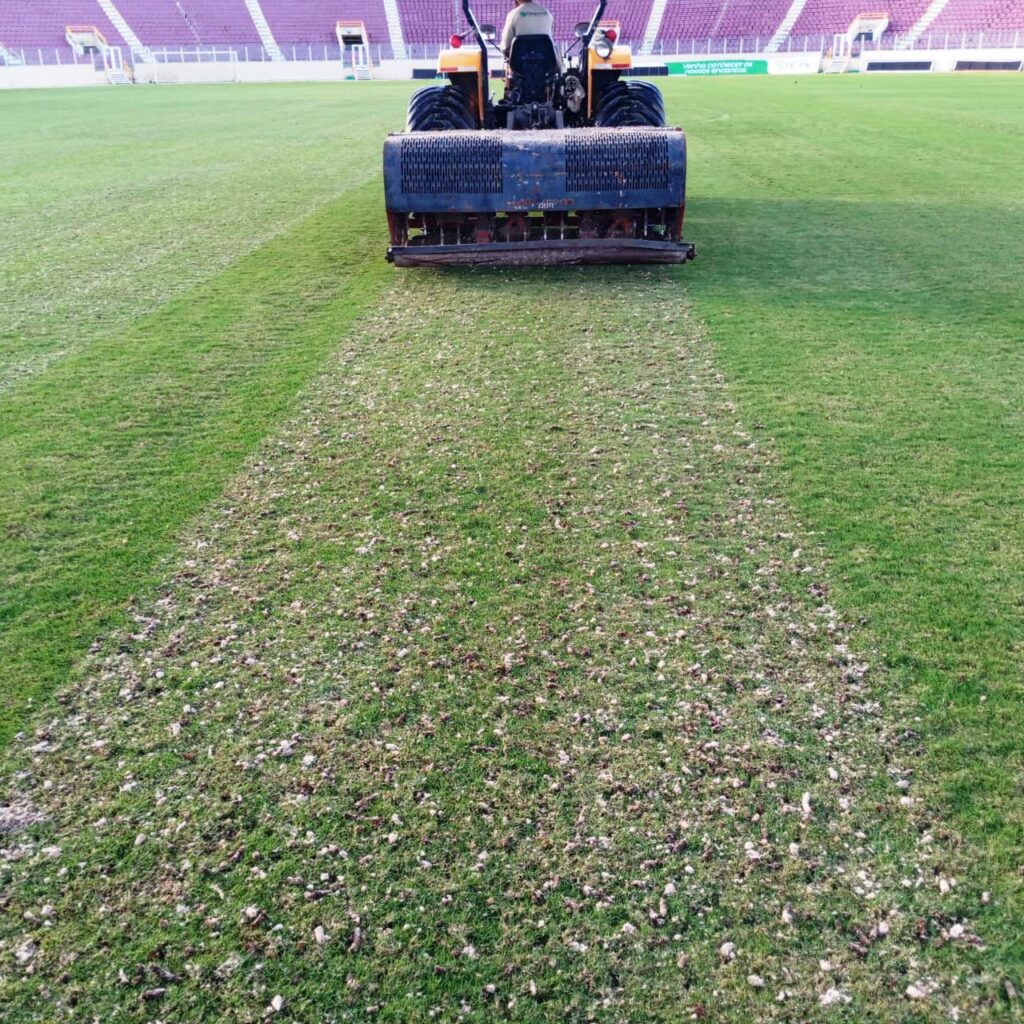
top-left (601, 80), bottom-right (665, 119)
top-left (595, 81), bottom-right (665, 127)
top-left (626, 80), bottom-right (666, 121)
top-left (406, 86), bottom-right (477, 131)
top-left (407, 86), bottom-right (475, 130)
top-left (593, 81), bottom-right (666, 128)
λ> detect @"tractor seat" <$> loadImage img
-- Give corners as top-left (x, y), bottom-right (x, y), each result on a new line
top-left (507, 35), bottom-right (560, 104)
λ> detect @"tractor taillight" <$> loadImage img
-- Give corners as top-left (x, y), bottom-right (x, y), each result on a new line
top-left (605, 28), bottom-right (617, 42)
top-left (450, 34), bottom-right (462, 47)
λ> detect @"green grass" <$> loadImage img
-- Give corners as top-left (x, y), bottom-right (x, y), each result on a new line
top-left (0, 83), bottom-right (412, 741)
top-left (0, 76), bottom-right (1021, 1019)
top-left (680, 74), bottom-right (1024, 961)
top-left (0, 272), bottom-right (1001, 1021)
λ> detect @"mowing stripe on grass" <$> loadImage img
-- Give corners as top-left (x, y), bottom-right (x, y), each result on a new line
top-left (0, 179), bottom-right (391, 746)
top-left (0, 272), bottom-right (992, 1022)
top-left (675, 74), bottom-right (1024, 966)
top-left (0, 83), bottom-right (411, 392)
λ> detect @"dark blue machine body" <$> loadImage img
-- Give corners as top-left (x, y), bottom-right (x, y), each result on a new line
top-left (383, 127), bottom-right (687, 214)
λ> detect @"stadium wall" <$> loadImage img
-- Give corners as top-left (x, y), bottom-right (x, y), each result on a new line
top-left (849, 46), bottom-right (1024, 72)
top-left (3, 48), bottom-right (1022, 87)
top-left (132, 59), bottom-right (347, 83)
top-left (0, 65), bottom-right (108, 88)
top-left (0, 51), bottom-right (826, 87)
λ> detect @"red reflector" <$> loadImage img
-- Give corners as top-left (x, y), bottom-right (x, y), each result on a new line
top-left (611, 62), bottom-right (630, 68)
top-left (605, 28), bottom-right (617, 41)
top-left (450, 34), bottom-right (462, 47)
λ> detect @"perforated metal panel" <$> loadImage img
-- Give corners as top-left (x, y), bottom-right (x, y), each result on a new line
top-left (400, 135), bottom-right (504, 195)
top-left (565, 130), bottom-right (670, 193)
top-left (385, 128), bottom-right (686, 214)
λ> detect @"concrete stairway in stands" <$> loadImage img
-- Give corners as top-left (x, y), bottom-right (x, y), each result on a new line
top-left (96, 0), bottom-right (151, 59)
top-left (766, 0), bottom-right (810, 50)
top-left (243, 0), bottom-right (284, 60)
top-left (639, 0), bottom-right (669, 54)
top-left (381, 0), bottom-right (407, 58)
top-left (899, 0), bottom-right (952, 46)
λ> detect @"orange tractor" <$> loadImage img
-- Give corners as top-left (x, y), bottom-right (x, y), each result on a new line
top-left (383, 0), bottom-right (695, 266)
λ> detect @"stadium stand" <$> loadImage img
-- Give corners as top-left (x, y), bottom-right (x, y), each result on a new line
top-left (2, 0), bottom-right (1023, 62)
top-left (396, 0), bottom-right (652, 44)
top-left (931, 0), bottom-right (1024, 33)
top-left (452, 0), bottom-right (651, 41)
top-left (384, 0), bottom-right (449, 44)
top-left (790, 1), bottom-right (931, 39)
top-left (261, 0), bottom-right (392, 47)
top-left (444, 0), bottom-right (651, 41)
top-left (658, 0), bottom-right (790, 47)
top-left (0, 0), bottom-right (127, 51)
top-left (713, 0), bottom-right (796, 40)
top-left (114, 0), bottom-right (260, 46)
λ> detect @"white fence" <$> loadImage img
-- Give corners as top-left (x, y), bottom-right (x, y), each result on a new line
top-left (1, 41), bottom-right (390, 66)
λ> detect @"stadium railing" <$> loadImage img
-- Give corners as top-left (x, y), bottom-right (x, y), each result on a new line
top-left (3, 30), bottom-right (1023, 67)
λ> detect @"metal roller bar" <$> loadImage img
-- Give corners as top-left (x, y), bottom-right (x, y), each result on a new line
top-left (388, 238), bottom-right (697, 267)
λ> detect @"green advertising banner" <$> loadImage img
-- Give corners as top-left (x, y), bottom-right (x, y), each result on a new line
top-left (666, 59), bottom-right (769, 76)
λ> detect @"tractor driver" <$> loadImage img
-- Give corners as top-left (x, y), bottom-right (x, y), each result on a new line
top-left (501, 0), bottom-right (563, 71)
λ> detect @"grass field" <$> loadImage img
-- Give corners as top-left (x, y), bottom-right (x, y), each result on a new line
top-left (0, 75), bottom-right (1021, 1020)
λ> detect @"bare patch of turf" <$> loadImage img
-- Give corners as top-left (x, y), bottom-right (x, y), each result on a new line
top-left (0, 800), bottom-right (48, 837)
top-left (0, 272), bottom-right (998, 1021)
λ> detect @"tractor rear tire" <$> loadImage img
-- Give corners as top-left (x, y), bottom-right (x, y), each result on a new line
top-left (593, 81), bottom-right (666, 128)
top-left (626, 80), bottom-right (667, 121)
top-left (406, 86), bottom-right (477, 131)
top-left (595, 82), bottom-right (665, 127)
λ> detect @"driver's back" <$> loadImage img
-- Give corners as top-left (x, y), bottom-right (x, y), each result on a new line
top-left (501, 1), bottom-right (558, 61)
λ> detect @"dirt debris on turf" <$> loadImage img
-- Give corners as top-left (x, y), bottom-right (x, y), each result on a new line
top-left (0, 800), bottom-right (48, 837)
top-left (0, 274), bottom-right (999, 1021)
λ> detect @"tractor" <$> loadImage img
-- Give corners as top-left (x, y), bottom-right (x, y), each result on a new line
top-left (383, 0), bottom-right (696, 266)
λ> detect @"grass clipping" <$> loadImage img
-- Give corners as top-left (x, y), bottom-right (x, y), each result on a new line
top-left (0, 274), bottom-right (995, 1021)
